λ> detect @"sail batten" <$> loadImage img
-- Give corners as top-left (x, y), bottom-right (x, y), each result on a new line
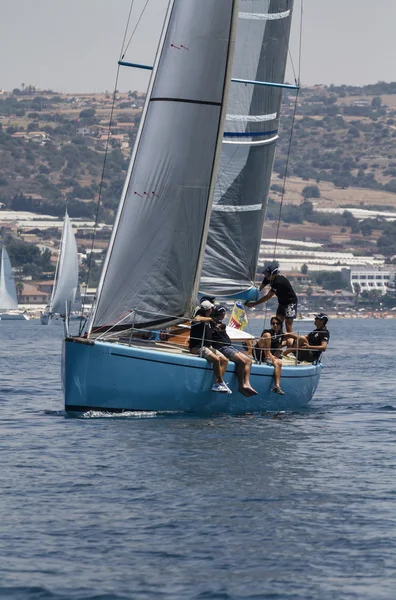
top-left (201, 0), bottom-right (294, 298)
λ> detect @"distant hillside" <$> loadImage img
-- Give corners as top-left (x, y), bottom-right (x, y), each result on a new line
top-left (1, 83), bottom-right (396, 255)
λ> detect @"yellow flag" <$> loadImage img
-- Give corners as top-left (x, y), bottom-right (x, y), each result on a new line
top-left (228, 301), bottom-right (248, 330)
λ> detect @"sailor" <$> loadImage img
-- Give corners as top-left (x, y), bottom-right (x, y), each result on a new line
top-left (246, 266), bottom-right (298, 333)
top-left (193, 295), bottom-right (216, 317)
top-left (189, 300), bottom-right (230, 393)
top-left (211, 305), bottom-right (257, 397)
top-left (284, 313), bottom-right (330, 363)
top-left (252, 316), bottom-right (286, 395)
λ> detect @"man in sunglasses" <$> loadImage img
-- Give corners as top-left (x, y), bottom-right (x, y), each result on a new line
top-left (253, 317), bottom-right (286, 395)
top-left (284, 313), bottom-right (330, 363)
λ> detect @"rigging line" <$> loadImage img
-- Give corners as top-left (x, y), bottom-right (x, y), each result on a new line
top-left (119, 0), bottom-right (135, 60)
top-left (121, 0), bottom-right (151, 60)
top-left (259, 89), bottom-right (300, 334)
top-left (279, 3), bottom-right (298, 87)
top-left (79, 66), bottom-right (122, 333)
top-left (272, 88), bottom-right (300, 263)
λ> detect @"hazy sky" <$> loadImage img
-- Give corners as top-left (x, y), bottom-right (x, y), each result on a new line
top-left (1, 0), bottom-right (395, 94)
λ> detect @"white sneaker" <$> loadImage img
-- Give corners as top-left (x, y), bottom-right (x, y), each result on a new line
top-left (211, 382), bottom-right (229, 393)
top-left (223, 382), bottom-right (233, 394)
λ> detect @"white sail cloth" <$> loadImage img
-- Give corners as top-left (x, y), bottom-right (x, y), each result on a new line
top-left (201, 0), bottom-right (294, 297)
top-left (92, 0), bottom-right (238, 330)
top-left (50, 213), bottom-right (78, 315)
top-left (0, 247), bottom-right (18, 310)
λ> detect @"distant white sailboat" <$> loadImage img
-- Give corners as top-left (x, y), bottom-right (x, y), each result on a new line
top-left (0, 246), bottom-right (29, 321)
top-left (40, 212), bottom-right (79, 325)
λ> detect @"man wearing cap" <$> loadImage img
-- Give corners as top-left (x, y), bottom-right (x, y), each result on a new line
top-left (189, 300), bottom-right (230, 393)
top-left (284, 313), bottom-right (330, 363)
top-left (211, 305), bottom-right (258, 397)
top-left (246, 266), bottom-right (298, 333)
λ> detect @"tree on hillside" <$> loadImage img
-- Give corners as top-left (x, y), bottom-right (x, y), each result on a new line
top-left (79, 108), bottom-right (96, 119)
top-left (301, 185), bottom-right (320, 199)
top-left (300, 263), bottom-right (308, 274)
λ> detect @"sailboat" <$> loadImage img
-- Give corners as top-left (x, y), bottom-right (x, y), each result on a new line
top-left (0, 246), bottom-right (29, 321)
top-left (41, 212), bottom-right (79, 324)
top-left (63, 0), bottom-right (322, 414)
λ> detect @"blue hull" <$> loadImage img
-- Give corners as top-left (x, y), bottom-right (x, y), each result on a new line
top-left (63, 338), bottom-right (322, 414)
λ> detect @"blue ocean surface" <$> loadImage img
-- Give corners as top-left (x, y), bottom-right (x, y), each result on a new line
top-left (0, 317), bottom-right (395, 599)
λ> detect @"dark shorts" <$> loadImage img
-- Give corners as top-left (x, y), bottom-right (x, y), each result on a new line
top-left (220, 345), bottom-right (239, 361)
top-left (296, 349), bottom-right (316, 363)
top-left (277, 302), bottom-right (297, 319)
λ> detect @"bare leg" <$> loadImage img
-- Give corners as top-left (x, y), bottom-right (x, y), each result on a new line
top-left (284, 317), bottom-right (293, 333)
top-left (255, 333), bottom-right (272, 361)
top-left (219, 354), bottom-right (228, 380)
top-left (234, 353), bottom-right (257, 397)
top-left (283, 335), bottom-right (309, 360)
top-left (205, 351), bottom-right (228, 384)
top-left (272, 357), bottom-right (282, 388)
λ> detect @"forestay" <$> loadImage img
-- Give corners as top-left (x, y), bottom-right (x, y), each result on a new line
top-left (0, 247), bottom-right (18, 310)
top-left (200, 0), bottom-right (294, 297)
top-left (92, 0), bottom-right (239, 331)
top-left (50, 212), bottom-right (79, 315)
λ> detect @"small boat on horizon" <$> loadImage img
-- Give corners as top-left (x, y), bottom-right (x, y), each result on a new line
top-left (41, 211), bottom-right (79, 325)
top-left (0, 246), bottom-right (29, 321)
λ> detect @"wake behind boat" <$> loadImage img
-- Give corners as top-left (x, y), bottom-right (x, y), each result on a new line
top-left (64, 0), bottom-right (322, 414)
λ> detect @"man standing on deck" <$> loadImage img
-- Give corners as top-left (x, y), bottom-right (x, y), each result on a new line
top-left (246, 266), bottom-right (298, 333)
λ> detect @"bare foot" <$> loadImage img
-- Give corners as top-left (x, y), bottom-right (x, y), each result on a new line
top-left (239, 385), bottom-right (258, 397)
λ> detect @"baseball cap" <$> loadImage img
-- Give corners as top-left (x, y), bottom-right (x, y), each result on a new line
top-left (314, 312), bottom-right (329, 323)
top-left (213, 305), bottom-right (227, 319)
top-left (262, 265), bottom-right (279, 278)
top-left (200, 300), bottom-right (214, 311)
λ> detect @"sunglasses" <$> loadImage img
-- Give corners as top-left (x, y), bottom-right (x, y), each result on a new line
top-left (271, 321), bottom-right (281, 326)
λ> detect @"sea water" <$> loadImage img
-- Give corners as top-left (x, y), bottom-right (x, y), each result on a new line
top-left (0, 318), bottom-right (395, 599)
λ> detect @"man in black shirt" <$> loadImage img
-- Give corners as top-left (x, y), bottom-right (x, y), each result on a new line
top-left (284, 313), bottom-right (330, 363)
top-left (252, 316), bottom-right (287, 395)
top-left (211, 306), bottom-right (257, 397)
top-left (246, 266), bottom-right (298, 332)
top-left (189, 300), bottom-right (230, 393)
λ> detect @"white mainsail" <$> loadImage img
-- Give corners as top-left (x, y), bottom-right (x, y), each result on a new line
top-left (0, 246), bottom-right (19, 310)
top-left (91, 0), bottom-right (239, 331)
top-left (201, 0), bottom-right (294, 297)
top-left (49, 212), bottom-right (78, 315)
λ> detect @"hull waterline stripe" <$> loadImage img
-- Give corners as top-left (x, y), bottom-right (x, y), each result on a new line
top-left (151, 97), bottom-right (221, 107)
